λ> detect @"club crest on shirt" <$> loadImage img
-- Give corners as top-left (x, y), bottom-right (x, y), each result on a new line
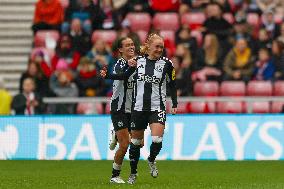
top-left (155, 64), bottom-right (164, 72)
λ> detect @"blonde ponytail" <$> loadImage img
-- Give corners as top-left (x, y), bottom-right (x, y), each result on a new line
top-left (140, 33), bottom-right (162, 55)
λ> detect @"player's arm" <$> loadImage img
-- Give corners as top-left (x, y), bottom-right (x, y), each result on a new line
top-left (100, 59), bottom-right (136, 80)
top-left (166, 61), bottom-right (178, 113)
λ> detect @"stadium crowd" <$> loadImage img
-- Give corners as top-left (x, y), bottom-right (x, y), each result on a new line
top-left (2, 0), bottom-right (284, 115)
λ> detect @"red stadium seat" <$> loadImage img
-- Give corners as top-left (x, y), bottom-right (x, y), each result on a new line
top-left (95, 103), bottom-right (110, 114)
top-left (136, 30), bottom-right (148, 43)
top-left (247, 81), bottom-right (272, 96)
top-left (125, 13), bottom-right (151, 32)
top-left (34, 30), bottom-right (60, 48)
top-left (194, 81), bottom-right (219, 96)
top-left (223, 13), bottom-right (235, 24)
top-left (247, 13), bottom-right (260, 27)
top-left (273, 81), bottom-right (284, 96)
top-left (220, 81), bottom-right (246, 96)
top-left (153, 13), bottom-right (179, 31)
top-left (216, 101), bottom-right (244, 113)
top-left (189, 102), bottom-right (216, 113)
top-left (181, 12), bottom-right (205, 30)
top-left (160, 30), bottom-right (175, 45)
top-left (248, 102), bottom-right (270, 113)
top-left (190, 30), bottom-right (203, 47)
top-left (176, 102), bottom-right (190, 114)
top-left (92, 30), bottom-right (117, 45)
top-left (271, 102), bottom-right (284, 113)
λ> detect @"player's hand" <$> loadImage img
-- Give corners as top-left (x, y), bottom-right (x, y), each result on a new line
top-left (100, 67), bottom-right (107, 78)
top-left (128, 58), bottom-right (137, 67)
top-left (171, 107), bottom-right (177, 115)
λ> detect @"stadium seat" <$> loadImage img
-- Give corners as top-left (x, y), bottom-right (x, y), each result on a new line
top-left (220, 81), bottom-right (246, 96)
top-left (193, 81), bottom-right (219, 96)
top-left (223, 13), bottom-right (235, 24)
top-left (181, 12), bottom-right (206, 30)
top-left (92, 30), bottom-right (117, 45)
top-left (125, 13), bottom-right (151, 32)
top-left (189, 102), bottom-right (216, 113)
top-left (95, 103), bottom-right (110, 114)
top-left (136, 30), bottom-right (148, 43)
top-left (271, 102), bottom-right (284, 113)
top-left (176, 102), bottom-right (190, 114)
top-left (273, 81), bottom-right (284, 96)
top-left (160, 30), bottom-right (175, 45)
top-left (153, 13), bottom-right (179, 31)
top-left (247, 81), bottom-right (272, 96)
top-left (216, 101), bottom-right (244, 113)
top-left (34, 30), bottom-right (60, 48)
top-left (247, 102), bottom-right (270, 113)
top-left (246, 13), bottom-right (260, 27)
top-left (190, 30), bottom-right (203, 47)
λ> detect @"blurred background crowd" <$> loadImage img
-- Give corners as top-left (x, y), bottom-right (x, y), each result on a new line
top-left (1, 0), bottom-right (284, 115)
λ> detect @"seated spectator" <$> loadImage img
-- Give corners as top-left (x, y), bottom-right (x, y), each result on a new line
top-left (252, 48), bottom-right (275, 80)
top-left (49, 61), bottom-right (79, 114)
top-left (256, 0), bottom-right (284, 17)
top-left (0, 77), bottom-right (12, 115)
top-left (32, 0), bottom-right (64, 34)
top-left (86, 39), bottom-right (115, 95)
top-left (202, 2), bottom-right (233, 54)
top-left (193, 33), bottom-right (223, 81)
top-left (75, 57), bottom-right (105, 97)
top-left (31, 49), bottom-right (53, 78)
top-left (126, 0), bottom-right (150, 13)
top-left (19, 61), bottom-right (51, 98)
top-left (261, 9), bottom-right (281, 39)
top-left (233, 17), bottom-right (256, 53)
top-left (175, 24), bottom-right (198, 58)
top-left (277, 23), bottom-right (284, 43)
top-left (254, 28), bottom-right (273, 53)
top-left (171, 45), bottom-right (192, 96)
top-left (62, 0), bottom-right (104, 33)
top-left (223, 37), bottom-right (255, 81)
top-left (272, 39), bottom-right (284, 80)
top-left (69, 18), bottom-right (92, 55)
top-left (12, 77), bottom-right (45, 115)
top-left (98, 0), bottom-right (120, 30)
top-left (51, 35), bottom-right (81, 73)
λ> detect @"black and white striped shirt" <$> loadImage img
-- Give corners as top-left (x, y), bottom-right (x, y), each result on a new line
top-left (132, 55), bottom-right (177, 111)
top-left (108, 58), bottom-right (135, 113)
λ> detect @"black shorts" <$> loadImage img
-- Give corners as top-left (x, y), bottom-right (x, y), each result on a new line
top-left (111, 111), bottom-right (131, 132)
top-left (130, 110), bottom-right (166, 130)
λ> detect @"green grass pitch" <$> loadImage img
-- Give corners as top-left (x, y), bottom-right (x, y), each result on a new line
top-left (0, 160), bottom-right (284, 189)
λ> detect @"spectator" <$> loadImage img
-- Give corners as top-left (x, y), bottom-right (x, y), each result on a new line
top-left (30, 49), bottom-right (53, 78)
top-left (63, 0), bottom-right (104, 33)
top-left (171, 45), bottom-right (192, 96)
top-left (191, 0), bottom-right (210, 9)
top-left (49, 60), bottom-right (79, 114)
top-left (261, 9), bottom-right (281, 39)
top-left (175, 24), bottom-right (198, 59)
top-left (277, 23), bottom-right (284, 43)
top-left (0, 77), bottom-right (12, 115)
top-left (193, 33), bottom-right (223, 81)
top-left (223, 37), bottom-right (255, 81)
top-left (272, 40), bottom-right (284, 80)
top-left (75, 57), bottom-right (105, 97)
top-left (254, 28), bottom-right (273, 53)
top-left (202, 2), bottom-right (233, 53)
top-left (51, 35), bottom-right (81, 73)
top-left (12, 77), bottom-right (45, 115)
top-left (252, 48), bottom-right (275, 80)
top-left (126, 0), bottom-right (150, 13)
top-left (69, 18), bottom-right (92, 55)
top-left (19, 61), bottom-right (51, 98)
top-left (256, 0), bottom-right (280, 13)
top-left (99, 0), bottom-right (121, 30)
top-left (32, 0), bottom-right (64, 34)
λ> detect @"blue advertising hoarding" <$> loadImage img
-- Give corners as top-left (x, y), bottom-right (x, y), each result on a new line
top-left (0, 114), bottom-right (283, 160)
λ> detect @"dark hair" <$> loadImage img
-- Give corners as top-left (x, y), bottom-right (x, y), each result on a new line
top-left (117, 37), bottom-right (130, 49)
